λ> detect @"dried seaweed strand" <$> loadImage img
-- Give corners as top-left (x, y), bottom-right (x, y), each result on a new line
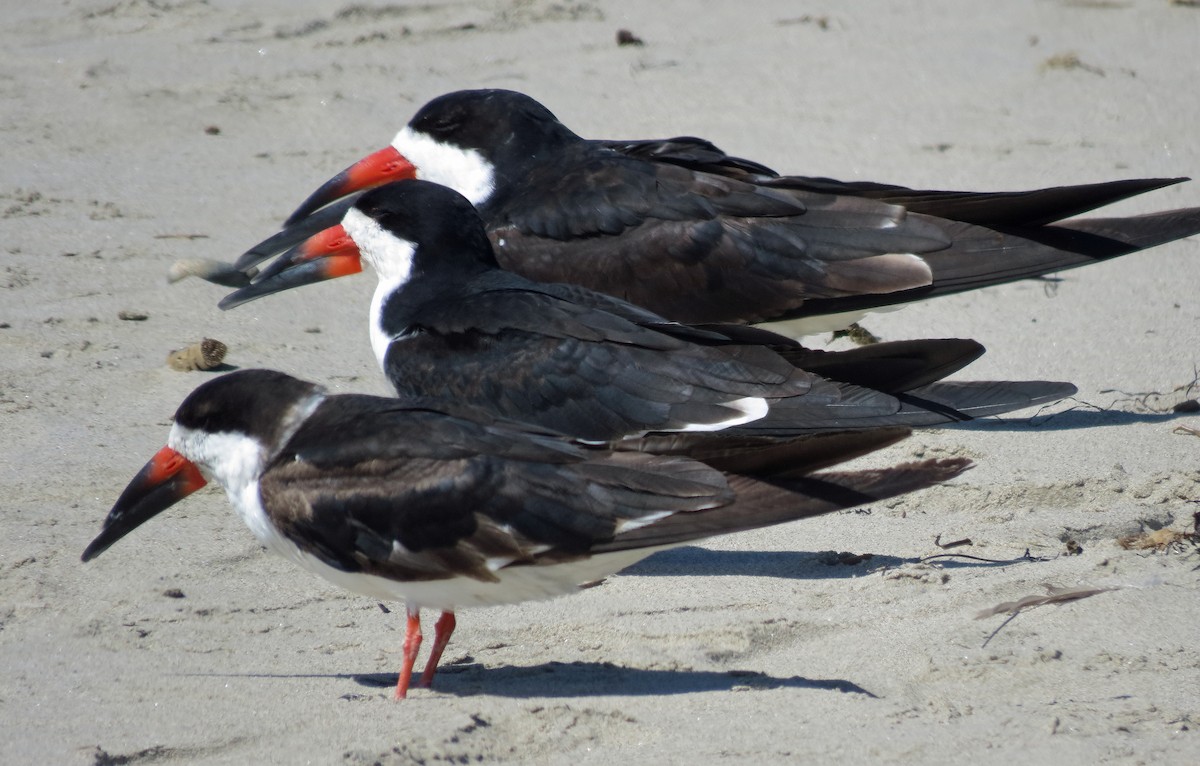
top-left (920, 548), bottom-right (1047, 565)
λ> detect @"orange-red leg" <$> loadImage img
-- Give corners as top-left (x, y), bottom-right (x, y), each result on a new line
top-left (394, 607), bottom-right (423, 700)
top-left (417, 610), bottom-right (457, 689)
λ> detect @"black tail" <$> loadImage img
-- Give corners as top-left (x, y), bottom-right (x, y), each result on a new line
top-left (765, 177), bottom-right (1188, 227)
top-left (607, 136), bottom-right (1186, 226)
top-left (732, 378), bottom-right (1076, 435)
top-left (795, 206), bottom-right (1200, 321)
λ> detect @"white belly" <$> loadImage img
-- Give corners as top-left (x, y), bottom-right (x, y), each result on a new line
top-left (290, 545), bottom-right (669, 610)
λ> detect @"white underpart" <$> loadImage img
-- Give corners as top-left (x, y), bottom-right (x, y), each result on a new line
top-left (675, 395), bottom-right (770, 433)
top-left (283, 541), bottom-right (676, 611)
top-left (758, 303), bottom-right (911, 339)
top-left (614, 510), bottom-right (673, 534)
top-left (758, 250), bottom-right (932, 338)
top-left (341, 208), bottom-right (417, 367)
top-left (392, 126), bottom-right (496, 206)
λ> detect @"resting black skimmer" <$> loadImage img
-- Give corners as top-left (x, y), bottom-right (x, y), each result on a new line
top-left (222, 181), bottom-right (1075, 442)
top-left (234, 88), bottom-right (1200, 332)
top-left (81, 369), bottom-right (971, 698)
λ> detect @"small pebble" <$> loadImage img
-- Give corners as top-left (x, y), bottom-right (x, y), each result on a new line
top-left (118, 310), bottom-right (149, 321)
top-left (616, 29), bottom-right (644, 46)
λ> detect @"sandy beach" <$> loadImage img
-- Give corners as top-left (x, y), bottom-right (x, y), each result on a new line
top-left (3, 1), bottom-right (1199, 763)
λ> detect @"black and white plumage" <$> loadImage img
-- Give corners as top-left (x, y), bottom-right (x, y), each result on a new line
top-left (233, 89), bottom-right (1200, 331)
top-left (81, 369), bottom-right (972, 698)
top-left (222, 180), bottom-right (1075, 443)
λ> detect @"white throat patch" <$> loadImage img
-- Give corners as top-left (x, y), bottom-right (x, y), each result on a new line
top-left (342, 209), bottom-right (419, 367)
top-left (392, 126), bottom-right (496, 206)
top-left (166, 390), bottom-right (324, 551)
top-left (342, 208), bottom-right (413, 283)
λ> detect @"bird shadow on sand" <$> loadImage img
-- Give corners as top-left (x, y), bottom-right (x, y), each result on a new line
top-left (348, 661), bottom-right (878, 699)
top-left (617, 545), bottom-right (1044, 580)
top-left (181, 664), bottom-right (877, 699)
top-left (619, 547), bottom-right (905, 580)
top-left (950, 407), bottom-right (1193, 432)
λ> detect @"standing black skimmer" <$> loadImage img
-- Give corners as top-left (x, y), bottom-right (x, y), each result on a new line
top-left (81, 369), bottom-right (972, 698)
top-left (234, 88), bottom-right (1200, 331)
top-left (222, 180), bottom-right (1075, 443)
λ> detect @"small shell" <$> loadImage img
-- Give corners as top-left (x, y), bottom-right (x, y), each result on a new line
top-left (167, 258), bottom-right (257, 288)
top-left (1117, 528), bottom-right (1194, 553)
top-left (167, 338), bottom-right (228, 372)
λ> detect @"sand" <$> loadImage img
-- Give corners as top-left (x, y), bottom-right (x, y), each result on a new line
top-left (3, 1), bottom-right (1199, 763)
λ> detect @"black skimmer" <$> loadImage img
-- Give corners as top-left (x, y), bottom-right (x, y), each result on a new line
top-left (234, 88), bottom-right (1200, 331)
top-left (81, 369), bottom-right (972, 699)
top-left (222, 180), bottom-right (1075, 443)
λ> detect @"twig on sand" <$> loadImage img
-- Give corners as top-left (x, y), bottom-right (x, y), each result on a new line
top-left (933, 534), bottom-right (972, 549)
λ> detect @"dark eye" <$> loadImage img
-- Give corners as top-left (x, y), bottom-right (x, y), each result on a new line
top-left (425, 105), bottom-right (468, 135)
top-left (430, 117), bottom-right (461, 135)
